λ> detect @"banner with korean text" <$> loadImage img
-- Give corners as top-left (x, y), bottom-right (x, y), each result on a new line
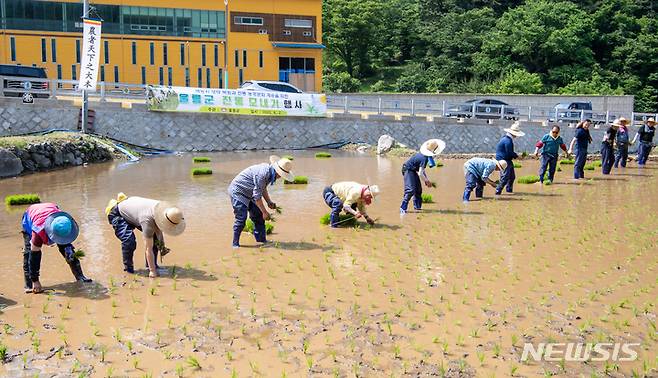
top-left (146, 85), bottom-right (327, 117)
top-left (78, 18), bottom-right (102, 92)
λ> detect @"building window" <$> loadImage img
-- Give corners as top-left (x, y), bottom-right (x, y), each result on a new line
top-left (201, 44), bottom-right (206, 66)
top-left (282, 30), bottom-right (291, 36)
top-left (41, 39), bottom-right (47, 62)
top-left (51, 39), bottom-right (57, 63)
top-left (238, 69), bottom-right (243, 86)
top-left (114, 66), bottom-right (119, 83)
top-left (149, 42), bottom-right (155, 65)
top-left (131, 41), bottom-right (137, 65)
top-left (141, 67), bottom-right (146, 84)
top-left (214, 44), bottom-right (219, 67)
top-left (100, 66), bottom-right (105, 82)
top-left (218, 69), bottom-right (223, 88)
top-left (185, 67), bottom-right (190, 87)
top-left (180, 43), bottom-right (186, 66)
top-left (259, 51), bottom-right (263, 68)
top-left (197, 68), bottom-right (202, 87)
top-left (243, 50), bottom-right (247, 68)
top-left (258, 29), bottom-right (267, 35)
top-left (56, 65), bottom-right (62, 80)
top-left (278, 57), bottom-right (315, 82)
top-left (104, 40), bottom-right (109, 64)
top-left (303, 31), bottom-right (312, 37)
top-left (234, 49), bottom-right (239, 67)
top-left (159, 67), bottom-right (164, 85)
top-left (234, 16), bottom-right (263, 25)
top-left (71, 65), bottom-right (77, 81)
top-left (168, 67), bottom-right (173, 86)
top-left (206, 68), bottom-right (211, 88)
top-left (284, 19), bottom-right (312, 28)
top-left (75, 39), bottom-right (81, 63)
top-left (163, 43), bottom-right (168, 66)
top-left (10, 37), bottom-right (16, 61)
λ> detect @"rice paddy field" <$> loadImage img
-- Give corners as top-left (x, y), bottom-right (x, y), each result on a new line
top-left (0, 150), bottom-right (656, 377)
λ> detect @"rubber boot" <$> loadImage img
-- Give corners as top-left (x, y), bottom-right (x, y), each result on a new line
top-left (23, 251), bottom-right (33, 292)
top-left (68, 259), bottom-right (92, 282)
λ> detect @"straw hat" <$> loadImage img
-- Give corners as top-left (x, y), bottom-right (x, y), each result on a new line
top-left (154, 202), bottom-right (186, 236)
top-left (44, 212), bottom-right (79, 245)
top-left (495, 159), bottom-right (508, 171)
top-left (646, 117), bottom-right (657, 126)
top-left (420, 139), bottom-right (446, 157)
top-left (504, 121), bottom-right (525, 137)
top-left (612, 117), bottom-right (628, 127)
top-left (365, 185), bottom-right (380, 198)
top-left (269, 155), bottom-right (295, 182)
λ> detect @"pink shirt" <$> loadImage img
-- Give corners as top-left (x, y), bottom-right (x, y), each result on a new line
top-left (23, 203), bottom-right (60, 247)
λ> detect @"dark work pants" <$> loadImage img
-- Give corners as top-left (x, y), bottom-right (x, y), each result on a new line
top-left (21, 231), bottom-right (78, 289)
top-left (638, 142), bottom-right (653, 165)
top-left (108, 206), bottom-right (158, 273)
top-left (231, 196), bottom-right (266, 247)
top-left (323, 187), bottom-right (357, 227)
top-left (539, 154), bottom-right (558, 183)
top-left (614, 143), bottom-right (628, 168)
top-left (495, 161), bottom-right (515, 194)
top-left (601, 142), bottom-right (614, 174)
top-left (574, 147), bottom-right (587, 179)
top-left (400, 169), bottom-right (422, 211)
top-left (463, 172), bottom-right (484, 201)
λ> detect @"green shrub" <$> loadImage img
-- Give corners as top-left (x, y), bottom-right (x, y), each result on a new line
top-left (517, 175), bottom-right (540, 184)
top-left (5, 194), bottom-right (41, 206)
top-left (243, 219), bottom-right (274, 235)
top-left (421, 193), bottom-right (434, 203)
top-left (284, 176), bottom-right (309, 184)
top-left (315, 152), bottom-right (332, 158)
top-left (320, 213), bottom-right (357, 227)
top-left (560, 159), bottom-right (575, 165)
top-left (283, 155), bottom-right (294, 161)
top-left (513, 162), bottom-right (522, 168)
top-left (193, 157), bottom-right (211, 163)
top-left (584, 164), bottom-right (596, 171)
top-left (191, 168), bottom-right (212, 175)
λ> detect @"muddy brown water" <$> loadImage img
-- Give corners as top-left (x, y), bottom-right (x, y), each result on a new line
top-left (0, 150), bottom-right (656, 377)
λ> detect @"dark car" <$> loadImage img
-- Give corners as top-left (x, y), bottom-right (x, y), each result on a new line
top-left (549, 102), bottom-right (593, 123)
top-left (445, 98), bottom-right (520, 120)
top-left (0, 64), bottom-right (50, 99)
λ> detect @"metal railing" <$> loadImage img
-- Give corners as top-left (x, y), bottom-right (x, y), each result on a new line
top-left (0, 75), bottom-right (148, 101)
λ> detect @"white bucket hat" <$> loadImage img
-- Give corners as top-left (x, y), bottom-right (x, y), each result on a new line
top-left (154, 202), bottom-right (186, 236)
top-left (366, 185), bottom-right (380, 197)
top-left (420, 139), bottom-right (447, 157)
top-left (504, 122), bottom-right (525, 137)
top-left (269, 155), bottom-right (295, 182)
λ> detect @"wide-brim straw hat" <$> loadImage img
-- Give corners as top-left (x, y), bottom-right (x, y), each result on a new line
top-left (495, 159), bottom-right (508, 171)
top-left (646, 117), bottom-right (657, 125)
top-left (44, 211), bottom-right (79, 245)
top-left (420, 139), bottom-right (447, 157)
top-left (154, 202), bottom-right (186, 236)
top-left (612, 117), bottom-right (628, 127)
top-left (504, 121), bottom-right (526, 137)
top-left (366, 185), bottom-right (380, 198)
top-left (269, 155), bottom-right (295, 182)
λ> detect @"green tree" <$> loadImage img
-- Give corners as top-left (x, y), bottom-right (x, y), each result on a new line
top-left (486, 69), bottom-right (544, 94)
top-left (323, 71), bottom-right (362, 93)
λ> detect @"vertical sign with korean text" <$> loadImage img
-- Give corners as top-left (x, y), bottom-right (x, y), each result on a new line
top-left (78, 18), bottom-right (102, 92)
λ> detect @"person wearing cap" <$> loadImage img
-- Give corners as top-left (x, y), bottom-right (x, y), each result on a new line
top-left (228, 156), bottom-right (294, 248)
top-left (614, 118), bottom-right (631, 168)
top-left (495, 122), bottom-right (525, 195)
top-left (601, 119), bottom-right (621, 175)
top-left (631, 117), bottom-right (656, 166)
top-left (399, 139), bottom-right (446, 214)
top-left (568, 120), bottom-right (593, 179)
top-left (462, 158), bottom-right (507, 202)
top-left (106, 195), bottom-right (185, 277)
top-left (20, 203), bottom-right (91, 293)
top-left (323, 182), bottom-right (379, 227)
top-left (533, 125), bottom-right (568, 184)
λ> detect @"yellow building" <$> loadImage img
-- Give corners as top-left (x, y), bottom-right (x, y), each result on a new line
top-left (0, 0), bottom-right (323, 91)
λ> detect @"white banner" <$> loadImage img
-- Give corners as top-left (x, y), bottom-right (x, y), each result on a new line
top-left (146, 85), bottom-right (327, 117)
top-left (78, 18), bottom-right (102, 92)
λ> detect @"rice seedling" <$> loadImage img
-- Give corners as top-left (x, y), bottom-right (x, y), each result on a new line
top-left (283, 155), bottom-right (294, 160)
top-left (175, 364), bottom-right (184, 377)
top-left (283, 176), bottom-right (309, 184)
top-left (593, 160), bottom-right (602, 167)
top-left (421, 193), bottom-right (434, 203)
top-left (315, 152), bottom-right (332, 158)
top-left (320, 213), bottom-right (356, 226)
top-left (186, 356), bottom-right (201, 370)
top-left (0, 343), bottom-right (7, 362)
top-left (560, 159), bottom-right (575, 165)
top-left (584, 163), bottom-right (596, 171)
top-left (513, 162), bottom-right (522, 168)
top-left (191, 167), bottom-right (212, 175)
top-left (517, 175), bottom-right (540, 184)
top-left (5, 194), bottom-right (41, 206)
top-left (243, 219), bottom-right (274, 234)
top-left (192, 157), bottom-right (211, 163)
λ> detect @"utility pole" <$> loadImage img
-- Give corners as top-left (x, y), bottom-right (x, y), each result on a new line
top-left (224, 0), bottom-right (229, 89)
top-left (81, 0), bottom-right (89, 133)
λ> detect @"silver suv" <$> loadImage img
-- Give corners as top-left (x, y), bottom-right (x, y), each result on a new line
top-left (240, 80), bottom-right (303, 94)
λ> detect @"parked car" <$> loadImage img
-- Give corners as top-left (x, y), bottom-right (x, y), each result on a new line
top-left (445, 98), bottom-right (520, 120)
top-left (0, 64), bottom-right (50, 99)
top-left (240, 80), bottom-right (303, 94)
top-left (549, 101), bottom-right (594, 122)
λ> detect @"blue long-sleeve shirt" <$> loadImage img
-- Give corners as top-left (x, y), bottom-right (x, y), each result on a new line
top-left (228, 163), bottom-right (277, 205)
top-left (495, 135), bottom-right (518, 161)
